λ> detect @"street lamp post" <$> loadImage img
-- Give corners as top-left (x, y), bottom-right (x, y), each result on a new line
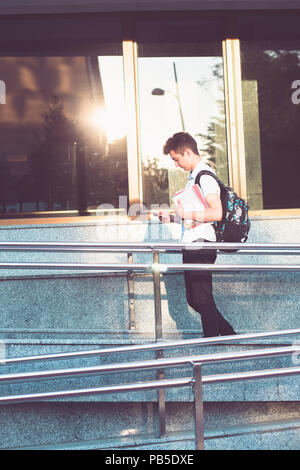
top-left (151, 61), bottom-right (186, 132)
top-left (172, 62), bottom-right (185, 132)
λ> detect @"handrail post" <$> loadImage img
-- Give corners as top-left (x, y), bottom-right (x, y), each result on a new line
top-left (153, 250), bottom-right (163, 341)
top-left (193, 363), bottom-right (205, 450)
top-left (127, 252), bottom-right (136, 330)
top-left (152, 249), bottom-right (166, 438)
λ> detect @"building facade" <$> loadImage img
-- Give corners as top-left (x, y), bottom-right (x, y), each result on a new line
top-left (1, 0), bottom-right (300, 450)
top-left (1, 2), bottom-right (300, 221)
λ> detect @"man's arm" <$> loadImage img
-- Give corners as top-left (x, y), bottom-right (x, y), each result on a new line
top-left (174, 193), bottom-right (222, 223)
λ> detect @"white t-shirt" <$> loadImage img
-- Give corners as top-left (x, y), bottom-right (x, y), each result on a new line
top-left (180, 161), bottom-right (220, 243)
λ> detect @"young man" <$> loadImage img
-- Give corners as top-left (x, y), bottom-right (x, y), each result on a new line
top-left (162, 132), bottom-right (235, 337)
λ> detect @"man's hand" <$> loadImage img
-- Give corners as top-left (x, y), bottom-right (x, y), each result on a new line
top-left (158, 212), bottom-right (172, 223)
top-left (174, 200), bottom-right (185, 220)
top-left (152, 211), bottom-right (179, 223)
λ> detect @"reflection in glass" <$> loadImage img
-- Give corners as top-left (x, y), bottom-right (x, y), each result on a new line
top-left (0, 54), bottom-right (128, 218)
top-left (137, 55), bottom-right (228, 208)
top-left (85, 56), bottom-right (128, 211)
top-left (241, 42), bottom-right (300, 210)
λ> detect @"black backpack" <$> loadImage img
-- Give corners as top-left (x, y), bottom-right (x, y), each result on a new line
top-left (195, 170), bottom-right (251, 252)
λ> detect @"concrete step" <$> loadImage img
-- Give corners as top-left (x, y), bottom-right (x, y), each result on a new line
top-left (6, 416), bottom-right (300, 450)
top-left (0, 400), bottom-right (300, 449)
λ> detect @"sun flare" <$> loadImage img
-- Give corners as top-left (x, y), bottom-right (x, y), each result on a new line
top-left (89, 107), bottom-right (127, 144)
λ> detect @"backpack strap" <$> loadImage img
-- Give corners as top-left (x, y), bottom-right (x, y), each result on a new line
top-left (195, 169), bottom-right (226, 193)
top-left (195, 170), bottom-right (227, 222)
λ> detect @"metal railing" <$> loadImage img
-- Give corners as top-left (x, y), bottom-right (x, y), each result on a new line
top-left (2, 241), bottom-right (300, 341)
top-left (1, 336), bottom-right (300, 385)
top-left (0, 333), bottom-right (300, 450)
top-left (1, 241), bottom-right (300, 449)
top-left (2, 328), bottom-right (300, 365)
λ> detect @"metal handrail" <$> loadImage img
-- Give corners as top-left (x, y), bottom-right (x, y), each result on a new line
top-left (1, 327), bottom-right (299, 450)
top-left (1, 365), bottom-right (299, 405)
top-left (3, 328), bottom-right (300, 365)
top-left (1, 241), bottom-right (300, 272)
top-left (0, 263), bottom-right (300, 272)
top-left (1, 241), bottom-right (300, 253)
top-left (0, 353), bottom-right (300, 450)
top-left (0, 344), bottom-right (299, 384)
top-left (2, 262), bottom-right (300, 272)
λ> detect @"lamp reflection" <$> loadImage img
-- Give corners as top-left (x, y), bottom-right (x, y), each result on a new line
top-left (151, 62), bottom-right (186, 131)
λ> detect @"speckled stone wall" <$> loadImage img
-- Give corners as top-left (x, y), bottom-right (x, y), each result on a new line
top-left (0, 215), bottom-right (300, 339)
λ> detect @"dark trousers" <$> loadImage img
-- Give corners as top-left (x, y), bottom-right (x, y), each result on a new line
top-left (183, 241), bottom-right (235, 337)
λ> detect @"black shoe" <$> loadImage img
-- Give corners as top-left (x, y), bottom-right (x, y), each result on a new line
top-left (219, 329), bottom-right (237, 336)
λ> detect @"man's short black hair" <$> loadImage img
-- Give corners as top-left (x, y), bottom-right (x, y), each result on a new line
top-left (163, 132), bottom-right (199, 156)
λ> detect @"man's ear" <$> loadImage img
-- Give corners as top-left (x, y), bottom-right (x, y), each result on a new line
top-left (184, 148), bottom-right (193, 158)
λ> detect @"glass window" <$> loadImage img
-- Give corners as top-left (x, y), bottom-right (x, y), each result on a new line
top-left (0, 16), bottom-right (128, 218)
top-left (136, 18), bottom-right (228, 209)
top-left (238, 12), bottom-right (300, 210)
top-left (241, 40), bottom-right (300, 210)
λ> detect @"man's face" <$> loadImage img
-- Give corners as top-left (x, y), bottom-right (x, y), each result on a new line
top-left (169, 149), bottom-right (192, 171)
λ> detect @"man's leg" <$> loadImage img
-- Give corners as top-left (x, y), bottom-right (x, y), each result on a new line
top-left (183, 243), bottom-right (235, 337)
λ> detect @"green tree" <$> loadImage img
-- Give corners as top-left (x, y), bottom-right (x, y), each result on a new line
top-left (29, 96), bottom-right (77, 211)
